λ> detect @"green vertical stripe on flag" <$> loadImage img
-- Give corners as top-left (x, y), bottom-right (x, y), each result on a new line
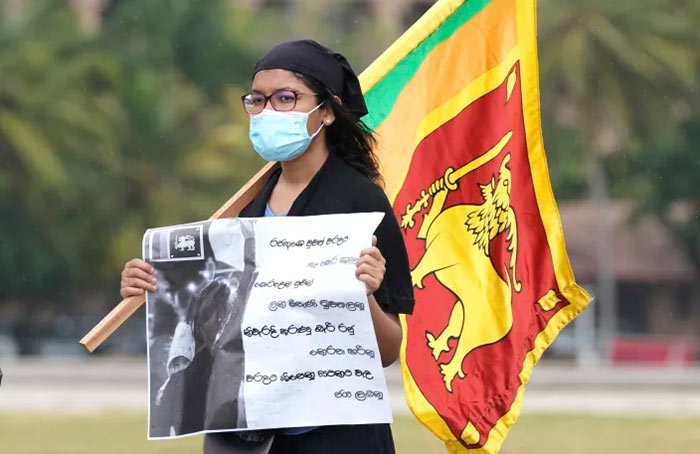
top-left (363, 0), bottom-right (492, 130)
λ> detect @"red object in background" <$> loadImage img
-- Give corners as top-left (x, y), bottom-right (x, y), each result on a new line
top-left (610, 336), bottom-right (698, 366)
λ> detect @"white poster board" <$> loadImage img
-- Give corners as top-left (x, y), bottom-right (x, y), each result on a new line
top-left (143, 212), bottom-right (391, 439)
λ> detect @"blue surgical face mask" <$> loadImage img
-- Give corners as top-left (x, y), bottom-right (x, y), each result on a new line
top-left (249, 103), bottom-right (324, 162)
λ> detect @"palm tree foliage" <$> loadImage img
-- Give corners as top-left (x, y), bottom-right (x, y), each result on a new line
top-left (538, 0), bottom-right (700, 273)
top-left (539, 0), bottom-right (698, 141)
top-left (0, 0), bottom-right (699, 307)
top-left (0, 0), bottom-right (264, 300)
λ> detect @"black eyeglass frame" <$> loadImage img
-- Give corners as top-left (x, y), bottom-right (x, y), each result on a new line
top-left (241, 89), bottom-right (319, 114)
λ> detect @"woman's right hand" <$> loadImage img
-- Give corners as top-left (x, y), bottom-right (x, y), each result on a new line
top-left (120, 258), bottom-right (157, 298)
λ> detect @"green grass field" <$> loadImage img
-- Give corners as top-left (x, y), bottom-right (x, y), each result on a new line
top-left (1, 412), bottom-right (699, 453)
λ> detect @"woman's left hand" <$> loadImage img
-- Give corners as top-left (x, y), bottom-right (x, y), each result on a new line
top-left (356, 235), bottom-right (386, 296)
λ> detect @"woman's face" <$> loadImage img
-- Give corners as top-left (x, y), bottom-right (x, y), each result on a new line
top-left (251, 69), bottom-right (332, 135)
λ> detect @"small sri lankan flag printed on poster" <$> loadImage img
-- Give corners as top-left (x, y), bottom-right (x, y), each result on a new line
top-left (358, 0), bottom-right (592, 453)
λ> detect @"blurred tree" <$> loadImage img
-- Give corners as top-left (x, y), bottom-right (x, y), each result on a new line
top-left (94, 0), bottom-right (263, 278)
top-left (0, 0), bottom-right (265, 304)
top-left (537, 0), bottom-right (700, 346)
top-left (538, 0), bottom-right (700, 272)
top-left (608, 111), bottom-right (700, 275)
top-left (0, 2), bottom-right (121, 299)
top-left (539, 0), bottom-right (700, 194)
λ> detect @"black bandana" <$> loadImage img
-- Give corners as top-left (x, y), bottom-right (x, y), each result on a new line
top-left (253, 39), bottom-right (368, 118)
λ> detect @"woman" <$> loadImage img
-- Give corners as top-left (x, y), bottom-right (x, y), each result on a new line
top-left (120, 39), bottom-right (414, 454)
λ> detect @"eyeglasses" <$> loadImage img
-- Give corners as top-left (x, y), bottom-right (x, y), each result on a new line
top-left (241, 89), bottom-right (318, 114)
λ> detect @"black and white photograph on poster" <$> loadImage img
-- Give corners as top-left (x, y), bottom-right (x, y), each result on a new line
top-left (144, 219), bottom-right (257, 437)
top-left (144, 212), bottom-right (392, 439)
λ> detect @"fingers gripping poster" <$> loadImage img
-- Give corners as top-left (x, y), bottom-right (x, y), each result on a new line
top-left (143, 212), bottom-right (391, 439)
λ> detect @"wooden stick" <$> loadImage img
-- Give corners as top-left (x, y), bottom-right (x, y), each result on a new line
top-left (79, 161), bottom-right (279, 353)
top-left (209, 162), bottom-right (278, 220)
top-left (79, 295), bottom-right (146, 353)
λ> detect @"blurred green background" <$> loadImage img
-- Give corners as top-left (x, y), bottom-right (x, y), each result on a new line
top-left (1, 1), bottom-right (700, 453)
top-left (1, 0), bottom-right (699, 355)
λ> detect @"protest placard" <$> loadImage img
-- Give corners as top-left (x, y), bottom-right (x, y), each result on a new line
top-left (143, 212), bottom-right (391, 438)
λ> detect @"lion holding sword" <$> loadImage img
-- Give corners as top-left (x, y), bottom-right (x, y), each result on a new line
top-left (401, 130), bottom-right (522, 392)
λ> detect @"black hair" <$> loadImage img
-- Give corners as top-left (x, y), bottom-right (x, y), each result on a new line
top-left (293, 73), bottom-right (383, 185)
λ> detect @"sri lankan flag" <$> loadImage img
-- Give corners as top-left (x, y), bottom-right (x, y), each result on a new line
top-left (357, 0), bottom-right (592, 452)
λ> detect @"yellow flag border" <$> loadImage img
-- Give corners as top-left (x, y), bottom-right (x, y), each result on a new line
top-left (382, 1), bottom-right (594, 453)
